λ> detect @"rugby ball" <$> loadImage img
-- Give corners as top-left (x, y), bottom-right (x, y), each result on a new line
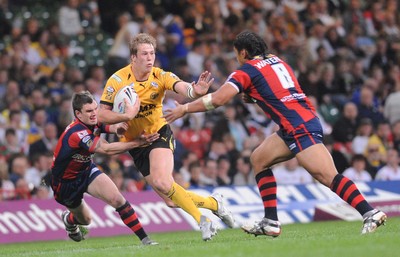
top-left (112, 85), bottom-right (138, 113)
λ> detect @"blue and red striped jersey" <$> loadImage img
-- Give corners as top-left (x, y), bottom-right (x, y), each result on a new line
top-left (51, 119), bottom-right (108, 180)
top-left (227, 54), bottom-right (317, 134)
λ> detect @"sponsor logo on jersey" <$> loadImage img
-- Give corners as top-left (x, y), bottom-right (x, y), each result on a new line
top-left (150, 92), bottom-right (159, 100)
top-left (106, 86), bottom-right (114, 93)
top-left (150, 82), bottom-right (158, 88)
top-left (169, 72), bottom-right (179, 79)
top-left (135, 104), bottom-right (157, 118)
top-left (105, 86), bottom-right (113, 100)
top-left (139, 104), bottom-right (156, 113)
top-left (280, 93), bottom-right (306, 102)
top-left (71, 153), bottom-right (92, 162)
top-left (82, 135), bottom-right (91, 143)
top-left (77, 130), bottom-right (89, 139)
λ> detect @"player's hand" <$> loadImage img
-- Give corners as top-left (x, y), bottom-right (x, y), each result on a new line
top-left (123, 97), bottom-right (140, 120)
top-left (162, 101), bottom-right (186, 123)
top-left (192, 71), bottom-right (214, 97)
top-left (242, 93), bottom-right (257, 104)
top-left (133, 132), bottom-right (160, 146)
top-left (115, 122), bottom-right (128, 137)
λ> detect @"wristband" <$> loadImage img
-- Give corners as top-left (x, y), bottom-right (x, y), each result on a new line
top-left (202, 94), bottom-right (215, 110)
top-left (187, 83), bottom-right (195, 99)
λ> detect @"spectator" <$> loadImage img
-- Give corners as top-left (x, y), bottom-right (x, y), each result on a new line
top-left (0, 157), bottom-right (15, 201)
top-left (355, 86), bottom-right (384, 124)
top-left (23, 18), bottom-right (42, 43)
top-left (392, 120), bottom-right (400, 153)
top-left (20, 34), bottom-right (42, 66)
top-left (232, 156), bottom-right (256, 186)
top-left (27, 107), bottom-right (48, 144)
top-left (352, 118), bottom-right (374, 155)
top-left (58, 0), bottom-right (83, 37)
top-left (14, 178), bottom-right (32, 199)
top-left (384, 80), bottom-right (400, 125)
top-left (273, 158), bottom-right (314, 184)
top-left (29, 122), bottom-right (58, 157)
top-left (188, 161), bottom-right (202, 188)
top-left (178, 151), bottom-right (198, 185)
top-left (365, 120), bottom-right (393, 161)
top-left (375, 148), bottom-right (400, 180)
top-left (332, 101), bottom-right (359, 157)
top-left (199, 158), bottom-right (218, 187)
top-left (342, 154), bottom-right (372, 181)
top-left (216, 155), bottom-right (232, 186)
top-left (369, 37), bottom-right (397, 73)
top-left (8, 154), bottom-right (29, 185)
top-left (107, 12), bottom-right (141, 74)
top-left (0, 128), bottom-right (25, 160)
top-left (324, 135), bottom-right (349, 174)
top-left (187, 40), bottom-right (206, 78)
top-left (364, 143), bottom-right (385, 178)
top-left (25, 152), bottom-right (52, 188)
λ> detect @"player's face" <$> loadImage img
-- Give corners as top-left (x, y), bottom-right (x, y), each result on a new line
top-left (132, 43), bottom-right (155, 73)
top-left (76, 102), bottom-right (98, 126)
top-left (234, 47), bottom-right (246, 65)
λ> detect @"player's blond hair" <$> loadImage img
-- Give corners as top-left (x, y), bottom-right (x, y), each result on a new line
top-left (129, 33), bottom-right (157, 56)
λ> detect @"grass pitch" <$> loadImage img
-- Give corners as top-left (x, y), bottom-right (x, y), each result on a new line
top-left (2, 218), bottom-right (399, 257)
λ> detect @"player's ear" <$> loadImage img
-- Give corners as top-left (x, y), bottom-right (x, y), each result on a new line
top-left (243, 49), bottom-right (251, 59)
top-left (74, 109), bottom-right (80, 118)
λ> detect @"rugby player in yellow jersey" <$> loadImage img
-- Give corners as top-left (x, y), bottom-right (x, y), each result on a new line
top-left (98, 33), bottom-right (234, 241)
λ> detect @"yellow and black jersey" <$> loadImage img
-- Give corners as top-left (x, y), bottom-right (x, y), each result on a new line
top-left (100, 65), bottom-right (181, 142)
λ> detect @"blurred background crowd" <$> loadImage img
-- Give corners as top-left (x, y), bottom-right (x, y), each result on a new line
top-left (1, 0), bottom-right (400, 201)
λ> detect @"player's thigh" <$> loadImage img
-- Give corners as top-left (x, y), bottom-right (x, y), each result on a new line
top-left (87, 173), bottom-right (125, 208)
top-left (149, 148), bottom-right (174, 178)
top-left (296, 143), bottom-right (338, 186)
top-left (251, 132), bottom-right (293, 172)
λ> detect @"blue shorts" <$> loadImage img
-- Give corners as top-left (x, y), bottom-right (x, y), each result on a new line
top-left (277, 117), bottom-right (323, 155)
top-left (51, 163), bottom-right (102, 209)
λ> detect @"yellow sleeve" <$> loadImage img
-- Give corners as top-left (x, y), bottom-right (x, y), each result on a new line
top-left (100, 74), bottom-right (122, 105)
top-left (155, 67), bottom-right (181, 91)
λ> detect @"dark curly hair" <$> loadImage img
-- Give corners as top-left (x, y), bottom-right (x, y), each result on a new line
top-left (233, 30), bottom-right (268, 59)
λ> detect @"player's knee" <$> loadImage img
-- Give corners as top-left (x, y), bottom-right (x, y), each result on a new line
top-left (164, 199), bottom-right (177, 208)
top-left (250, 152), bottom-right (266, 171)
top-left (152, 179), bottom-right (172, 194)
top-left (107, 194), bottom-right (126, 208)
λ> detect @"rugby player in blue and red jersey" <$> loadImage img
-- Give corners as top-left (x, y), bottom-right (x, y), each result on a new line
top-left (164, 31), bottom-right (386, 236)
top-left (51, 91), bottom-right (159, 245)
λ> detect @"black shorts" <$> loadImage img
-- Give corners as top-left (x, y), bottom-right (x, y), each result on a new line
top-left (128, 124), bottom-right (175, 177)
top-left (51, 163), bottom-right (102, 209)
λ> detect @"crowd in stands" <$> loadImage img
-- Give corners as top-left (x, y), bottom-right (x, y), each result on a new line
top-left (1, 0), bottom-right (400, 201)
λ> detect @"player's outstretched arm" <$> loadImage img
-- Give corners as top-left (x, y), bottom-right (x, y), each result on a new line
top-left (163, 82), bottom-right (237, 123)
top-left (174, 71), bottom-right (214, 99)
top-left (94, 132), bottom-right (159, 155)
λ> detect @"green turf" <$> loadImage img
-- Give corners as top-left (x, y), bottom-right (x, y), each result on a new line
top-left (2, 218), bottom-right (399, 257)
